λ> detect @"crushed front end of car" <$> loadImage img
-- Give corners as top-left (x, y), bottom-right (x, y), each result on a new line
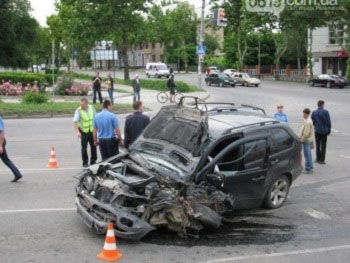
top-left (74, 104), bottom-right (235, 241)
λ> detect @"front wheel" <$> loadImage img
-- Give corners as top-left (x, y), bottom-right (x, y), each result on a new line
top-left (326, 81), bottom-right (332, 89)
top-left (263, 175), bottom-right (290, 209)
top-left (308, 80), bottom-right (314, 87)
top-left (157, 92), bottom-right (168, 103)
top-left (174, 93), bottom-right (183, 104)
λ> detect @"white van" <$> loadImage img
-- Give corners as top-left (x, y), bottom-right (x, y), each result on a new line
top-left (145, 62), bottom-right (170, 78)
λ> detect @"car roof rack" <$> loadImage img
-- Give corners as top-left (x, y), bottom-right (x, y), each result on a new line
top-left (178, 96), bottom-right (208, 110)
top-left (195, 102), bottom-right (265, 114)
top-left (225, 120), bottom-right (280, 134)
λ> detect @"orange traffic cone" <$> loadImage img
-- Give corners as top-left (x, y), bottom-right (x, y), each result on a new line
top-left (97, 222), bottom-right (123, 262)
top-left (46, 146), bottom-right (59, 168)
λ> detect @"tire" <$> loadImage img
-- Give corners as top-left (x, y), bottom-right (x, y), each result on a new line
top-left (231, 84), bottom-right (235, 87)
top-left (219, 82), bottom-right (224, 87)
top-left (174, 93), bottom-right (183, 104)
top-left (244, 82), bottom-right (248, 87)
top-left (326, 82), bottom-right (332, 89)
top-left (157, 92), bottom-right (168, 103)
top-left (263, 174), bottom-right (290, 209)
top-left (156, 74), bottom-right (160, 79)
top-left (191, 203), bottom-right (222, 229)
top-left (255, 84), bottom-right (259, 87)
top-left (308, 80), bottom-right (314, 87)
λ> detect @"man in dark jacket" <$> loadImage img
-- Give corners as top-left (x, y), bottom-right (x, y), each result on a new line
top-left (124, 101), bottom-right (150, 149)
top-left (311, 100), bottom-right (331, 164)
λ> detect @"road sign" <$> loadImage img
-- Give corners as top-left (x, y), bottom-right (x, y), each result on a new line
top-left (196, 45), bottom-right (206, 55)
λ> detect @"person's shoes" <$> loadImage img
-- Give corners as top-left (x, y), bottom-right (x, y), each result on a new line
top-left (318, 161), bottom-right (326, 164)
top-left (83, 164), bottom-right (89, 168)
top-left (302, 170), bottom-right (313, 174)
top-left (11, 175), bottom-right (22, 182)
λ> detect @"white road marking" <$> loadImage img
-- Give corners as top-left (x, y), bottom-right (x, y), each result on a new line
top-left (304, 208), bottom-right (331, 220)
top-left (0, 208), bottom-right (76, 214)
top-left (340, 155), bottom-right (350, 159)
top-left (200, 244), bottom-right (350, 263)
top-left (331, 128), bottom-right (339, 133)
top-left (0, 167), bottom-right (81, 174)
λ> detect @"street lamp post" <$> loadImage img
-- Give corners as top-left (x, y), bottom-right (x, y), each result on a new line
top-left (198, 0), bottom-right (205, 90)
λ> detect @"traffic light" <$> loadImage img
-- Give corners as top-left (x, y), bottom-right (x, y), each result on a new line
top-left (217, 8), bottom-right (227, 27)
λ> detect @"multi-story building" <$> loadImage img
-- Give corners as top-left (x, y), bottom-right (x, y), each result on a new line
top-left (311, 25), bottom-right (348, 76)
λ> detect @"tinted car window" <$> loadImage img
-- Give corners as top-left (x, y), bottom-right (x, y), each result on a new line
top-left (269, 128), bottom-right (294, 154)
top-left (243, 139), bottom-right (267, 169)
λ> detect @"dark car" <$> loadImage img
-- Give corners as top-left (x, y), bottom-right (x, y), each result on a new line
top-left (308, 74), bottom-right (347, 88)
top-left (74, 98), bottom-right (302, 241)
top-left (205, 73), bottom-right (235, 87)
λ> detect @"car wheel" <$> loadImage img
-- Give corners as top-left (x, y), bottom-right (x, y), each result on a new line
top-left (326, 82), bottom-right (332, 89)
top-left (245, 82), bottom-right (248, 87)
top-left (231, 84), bottom-right (235, 87)
top-left (191, 203), bottom-right (222, 229)
top-left (219, 82), bottom-right (224, 87)
top-left (263, 174), bottom-right (290, 209)
top-left (308, 80), bottom-right (314, 87)
top-left (147, 74), bottom-right (150, 78)
top-left (255, 84), bottom-right (259, 87)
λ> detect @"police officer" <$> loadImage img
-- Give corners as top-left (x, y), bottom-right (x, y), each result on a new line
top-left (73, 98), bottom-right (97, 167)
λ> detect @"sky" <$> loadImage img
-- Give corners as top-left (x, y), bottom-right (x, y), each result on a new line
top-left (29, 0), bottom-right (205, 27)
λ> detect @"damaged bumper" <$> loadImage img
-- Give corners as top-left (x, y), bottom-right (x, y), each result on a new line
top-left (75, 192), bottom-right (155, 240)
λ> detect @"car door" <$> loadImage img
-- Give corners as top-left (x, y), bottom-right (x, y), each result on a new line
top-left (219, 138), bottom-right (268, 206)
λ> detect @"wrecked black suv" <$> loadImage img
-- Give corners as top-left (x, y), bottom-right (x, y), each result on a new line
top-left (74, 98), bottom-right (302, 240)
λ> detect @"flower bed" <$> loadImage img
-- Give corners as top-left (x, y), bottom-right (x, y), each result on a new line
top-left (64, 83), bottom-right (91, 96)
top-left (0, 82), bottom-right (39, 96)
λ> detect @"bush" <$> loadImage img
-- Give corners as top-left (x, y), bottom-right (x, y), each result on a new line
top-left (21, 91), bottom-right (49, 104)
top-left (0, 72), bottom-right (47, 88)
top-left (56, 73), bottom-right (74, 95)
top-left (64, 83), bottom-right (92, 96)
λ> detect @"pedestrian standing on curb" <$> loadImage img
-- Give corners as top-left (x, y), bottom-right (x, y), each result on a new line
top-left (92, 71), bottom-right (103, 104)
top-left (311, 100), bottom-right (331, 164)
top-left (167, 74), bottom-right (176, 103)
top-left (93, 99), bottom-right (123, 160)
top-left (132, 74), bottom-right (141, 102)
top-left (0, 116), bottom-right (23, 182)
top-left (124, 101), bottom-right (150, 149)
top-left (273, 104), bottom-right (288, 123)
top-left (105, 72), bottom-right (114, 105)
top-left (299, 108), bottom-right (314, 174)
top-left (73, 98), bottom-right (97, 167)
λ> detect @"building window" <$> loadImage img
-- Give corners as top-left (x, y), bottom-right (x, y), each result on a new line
top-left (329, 23), bottom-right (344, 45)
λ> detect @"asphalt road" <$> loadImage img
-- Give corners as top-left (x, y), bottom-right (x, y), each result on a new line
top-left (0, 77), bottom-right (350, 263)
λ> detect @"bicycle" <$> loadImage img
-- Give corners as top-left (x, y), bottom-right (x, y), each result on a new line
top-left (157, 88), bottom-right (184, 104)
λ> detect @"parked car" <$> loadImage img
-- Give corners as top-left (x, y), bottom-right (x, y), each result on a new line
top-left (206, 66), bottom-right (220, 75)
top-left (308, 74), bottom-right (347, 89)
top-left (145, 62), bottom-right (170, 78)
top-left (205, 73), bottom-right (236, 87)
top-left (223, 69), bottom-right (237, 76)
top-left (74, 98), bottom-right (302, 241)
top-left (232, 72), bottom-right (261, 87)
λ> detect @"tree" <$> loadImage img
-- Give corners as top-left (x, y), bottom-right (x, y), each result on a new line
top-left (53, 0), bottom-right (151, 80)
top-left (0, 0), bottom-right (40, 68)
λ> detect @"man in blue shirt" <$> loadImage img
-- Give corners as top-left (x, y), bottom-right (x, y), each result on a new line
top-left (93, 100), bottom-right (123, 160)
top-left (311, 100), bottom-right (331, 164)
top-left (273, 104), bottom-right (288, 123)
top-left (0, 117), bottom-right (23, 182)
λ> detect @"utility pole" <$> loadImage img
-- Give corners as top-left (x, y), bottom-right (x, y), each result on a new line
top-left (198, 0), bottom-right (205, 90)
top-left (52, 40), bottom-right (55, 94)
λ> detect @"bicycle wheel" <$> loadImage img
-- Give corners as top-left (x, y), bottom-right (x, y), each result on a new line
top-left (157, 92), bottom-right (168, 103)
top-left (174, 93), bottom-right (183, 104)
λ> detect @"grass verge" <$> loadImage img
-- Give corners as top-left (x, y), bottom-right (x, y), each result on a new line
top-left (0, 101), bottom-right (133, 118)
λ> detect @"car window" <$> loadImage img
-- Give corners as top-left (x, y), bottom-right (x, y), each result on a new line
top-left (216, 139), bottom-right (267, 171)
top-left (269, 128), bottom-right (294, 154)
